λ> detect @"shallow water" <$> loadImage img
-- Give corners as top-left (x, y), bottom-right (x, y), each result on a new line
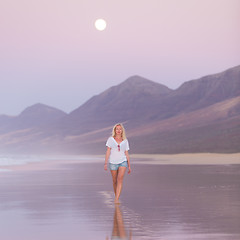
top-left (0, 160), bottom-right (240, 239)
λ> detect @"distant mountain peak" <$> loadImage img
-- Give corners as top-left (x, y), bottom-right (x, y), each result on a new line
top-left (20, 103), bottom-right (66, 116)
top-left (116, 75), bottom-right (172, 95)
top-left (122, 75), bottom-right (153, 84)
top-left (121, 75), bottom-right (165, 85)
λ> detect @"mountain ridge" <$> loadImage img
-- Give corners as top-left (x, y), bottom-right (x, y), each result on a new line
top-left (0, 103), bottom-right (67, 134)
top-left (53, 75), bottom-right (173, 135)
top-left (0, 65), bottom-right (239, 154)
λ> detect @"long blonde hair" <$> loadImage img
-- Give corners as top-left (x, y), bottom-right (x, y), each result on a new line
top-left (112, 123), bottom-right (126, 140)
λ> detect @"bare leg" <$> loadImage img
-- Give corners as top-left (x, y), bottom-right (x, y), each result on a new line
top-left (112, 205), bottom-right (127, 238)
top-left (115, 167), bottom-right (127, 203)
top-left (111, 170), bottom-right (118, 196)
top-left (115, 205), bottom-right (127, 237)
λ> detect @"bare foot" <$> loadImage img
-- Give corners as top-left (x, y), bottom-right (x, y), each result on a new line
top-left (114, 199), bottom-right (120, 204)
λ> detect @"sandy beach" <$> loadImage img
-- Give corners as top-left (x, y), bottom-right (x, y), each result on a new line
top-left (131, 153), bottom-right (240, 165)
top-left (0, 154), bottom-right (240, 240)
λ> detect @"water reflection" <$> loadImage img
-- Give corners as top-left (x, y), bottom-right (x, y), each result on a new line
top-left (106, 205), bottom-right (132, 240)
top-left (0, 161), bottom-right (240, 239)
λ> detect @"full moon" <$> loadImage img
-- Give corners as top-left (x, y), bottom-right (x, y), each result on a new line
top-left (95, 19), bottom-right (107, 31)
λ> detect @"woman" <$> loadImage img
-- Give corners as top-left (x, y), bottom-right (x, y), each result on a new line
top-left (104, 123), bottom-right (131, 204)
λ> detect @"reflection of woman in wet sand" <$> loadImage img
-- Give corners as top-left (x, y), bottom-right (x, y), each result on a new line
top-left (104, 123), bottom-right (131, 204)
top-left (106, 205), bottom-right (132, 240)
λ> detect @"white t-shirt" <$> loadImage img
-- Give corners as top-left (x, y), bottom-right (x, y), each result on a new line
top-left (106, 137), bottom-right (130, 164)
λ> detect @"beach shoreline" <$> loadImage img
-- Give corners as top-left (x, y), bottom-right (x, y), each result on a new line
top-left (0, 153), bottom-right (240, 173)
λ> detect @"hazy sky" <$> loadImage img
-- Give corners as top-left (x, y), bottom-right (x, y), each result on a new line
top-left (1, 0), bottom-right (239, 115)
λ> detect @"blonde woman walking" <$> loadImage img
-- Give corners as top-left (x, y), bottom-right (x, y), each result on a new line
top-left (104, 123), bottom-right (131, 204)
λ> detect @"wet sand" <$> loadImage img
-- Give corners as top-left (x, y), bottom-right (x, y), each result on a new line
top-left (1, 155), bottom-right (240, 239)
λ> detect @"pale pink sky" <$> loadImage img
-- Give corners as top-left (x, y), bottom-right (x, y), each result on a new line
top-left (0, 0), bottom-right (239, 115)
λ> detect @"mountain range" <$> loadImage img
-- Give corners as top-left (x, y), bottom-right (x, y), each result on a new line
top-left (0, 65), bottom-right (239, 154)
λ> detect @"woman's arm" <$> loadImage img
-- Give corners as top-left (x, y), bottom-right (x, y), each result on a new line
top-left (125, 151), bottom-right (131, 174)
top-left (104, 147), bottom-right (111, 171)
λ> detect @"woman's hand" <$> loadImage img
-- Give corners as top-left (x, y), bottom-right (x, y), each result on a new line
top-left (128, 166), bottom-right (131, 174)
top-left (104, 163), bottom-right (108, 171)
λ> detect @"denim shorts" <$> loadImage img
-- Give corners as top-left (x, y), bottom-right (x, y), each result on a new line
top-left (109, 161), bottom-right (128, 171)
